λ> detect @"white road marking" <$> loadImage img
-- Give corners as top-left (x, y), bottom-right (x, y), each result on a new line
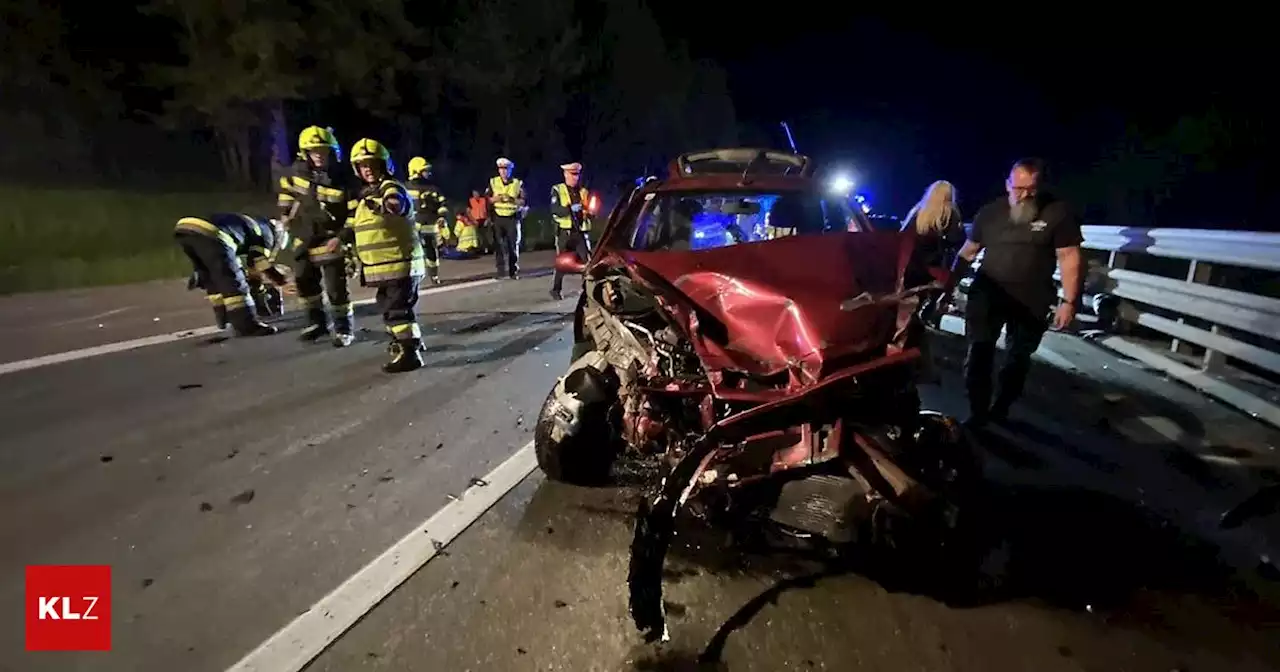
top-left (225, 440), bottom-right (537, 672)
top-left (0, 276), bottom-right (521, 377)
top-left (44, 306), bottom-right (134, 328)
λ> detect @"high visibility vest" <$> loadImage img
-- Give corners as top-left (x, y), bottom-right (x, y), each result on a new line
top-left (455, 215), bottom-right (479, 252)
top-left (489, 177), bottom-right (522, 217)
top-left (346, 179), bottom-right (425, 283)
top-left (552, 183), bottom-right (591, 231)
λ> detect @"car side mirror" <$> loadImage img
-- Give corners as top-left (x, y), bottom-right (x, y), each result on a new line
top-left (555, 250), bottom-right (586, 275)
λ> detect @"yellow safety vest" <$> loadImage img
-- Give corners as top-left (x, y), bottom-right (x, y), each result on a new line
top-left (346, 179), bottom-right (425, 283)
top-left (455, 217), bottom-right (479, 252)
top-left (489, 176), bottom-right (523, 217)
top-left (552, 183), bottom-right (591, 231)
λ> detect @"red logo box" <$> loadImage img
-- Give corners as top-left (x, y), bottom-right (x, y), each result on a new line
top-left (25, 565), bottom-right (112, 651)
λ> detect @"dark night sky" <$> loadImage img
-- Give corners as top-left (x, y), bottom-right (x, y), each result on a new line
top-left (46, 3), bottom-right (1270, 224)
top-left (652, 7), bottom-right (1264, 219)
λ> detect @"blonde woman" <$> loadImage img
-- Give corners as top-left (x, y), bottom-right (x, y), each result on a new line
top-left (902, 180), bottom-right (965, 273)
top-left (901, 180), bottom-right (964, 384)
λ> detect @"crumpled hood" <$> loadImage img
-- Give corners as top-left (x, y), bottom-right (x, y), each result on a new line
top-left (624, 231), bottom-right (915, 388)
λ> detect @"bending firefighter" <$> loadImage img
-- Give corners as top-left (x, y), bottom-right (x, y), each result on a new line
top-left (405, 157), bottom-right (448, 285)
top-left (337, 139), bottom-right (427, 373)
top-left (278, 125), bottom-right (358, 347)
top-left (549, 161), bottom-right (594, 300)
top-left (486, 157), bottom-right (526, 279)
top-left (175, 213), bottom-right (289, 337)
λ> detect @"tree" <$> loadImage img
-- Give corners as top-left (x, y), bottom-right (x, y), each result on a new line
top-left (579, 1), bottom-right (738, 184)
top-left (0, 1), bottom-right (125, 181)
top-left (144, 0), bottom-right (308, 186)
top-left (444, 0), bottom-right (585, 175)
top-left (144, 0), bottom-right (429, 186)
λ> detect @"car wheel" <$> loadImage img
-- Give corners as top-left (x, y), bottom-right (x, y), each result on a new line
top-left (534, 386), bottom-right (618, 486)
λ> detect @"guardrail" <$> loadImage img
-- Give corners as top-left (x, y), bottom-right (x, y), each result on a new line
top-left (958, 225), bottom-right (1280, 429)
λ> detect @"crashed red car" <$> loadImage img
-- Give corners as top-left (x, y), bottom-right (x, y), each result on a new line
top-left (532, 149), bottom-right (979, 641)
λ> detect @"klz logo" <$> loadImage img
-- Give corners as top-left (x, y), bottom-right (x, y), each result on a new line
top-left (26, 565), bottom-right (112, 651)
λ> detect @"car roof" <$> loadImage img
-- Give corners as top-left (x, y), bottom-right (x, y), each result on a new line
top-left (648, 148), bottom-right (817, 193)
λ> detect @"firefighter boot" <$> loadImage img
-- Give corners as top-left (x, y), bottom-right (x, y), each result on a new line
top-left (299, 305), bottom-right (330, 342)
top-left (332, 303), bottom-right (355, 347)
top-left (230, 311), bottom-right (278, 337)
top-left (264, 286), bottom-right (284, 317)
top-left (212, 304), bottom-right (229, 330)
top-left (383, 339), bottom-right (424, 373)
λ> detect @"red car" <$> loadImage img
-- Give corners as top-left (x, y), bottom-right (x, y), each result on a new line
top-left (536, 148), bottom-right (977, 639)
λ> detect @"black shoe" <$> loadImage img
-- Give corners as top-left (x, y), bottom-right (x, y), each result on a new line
top-left (550, 289), bottom-right (563, 301)
top-left (429, 274), bottom-right (442, 285)
top-left (383, 340), bottom-right (424, 373)
top-left (236, 321), bottom-right (279, 337)
top-left (332, 332), bottom-right (355, 348)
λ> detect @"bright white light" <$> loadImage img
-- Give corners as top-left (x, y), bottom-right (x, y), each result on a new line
top-left (828, 174), bottom-right (854, 195)
top-left (861, 204), bottom-right (871, 213)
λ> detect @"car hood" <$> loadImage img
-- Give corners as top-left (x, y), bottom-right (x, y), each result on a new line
top-left (623, 231), bottom-right (917, 389)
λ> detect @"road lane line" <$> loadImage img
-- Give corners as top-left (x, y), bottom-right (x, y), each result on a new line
top-left (0, 274), bottom-right (550, 377)
top-left (225, 440), bottom-right (538, 672)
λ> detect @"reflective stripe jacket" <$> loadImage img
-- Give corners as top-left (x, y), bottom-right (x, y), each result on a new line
top-left (175, 213), bottom-right (279, 273)
top-left (344, 179), bottom-right (424, 283)
top-left (277, 159), bottom-right (353, 262)
top-left (487, 176), bottom-right (524, 217)
top-left (406, 178), bottom-right (449, 236)
top-left (550, 183), bottom-right (591, 231)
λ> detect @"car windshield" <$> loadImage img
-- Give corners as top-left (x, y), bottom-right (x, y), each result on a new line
top-left (624, 190), bottom-right (864, 252)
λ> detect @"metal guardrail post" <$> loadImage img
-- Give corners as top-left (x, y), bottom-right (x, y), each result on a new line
top-left (1171, 260), bottom-right (1224, 373)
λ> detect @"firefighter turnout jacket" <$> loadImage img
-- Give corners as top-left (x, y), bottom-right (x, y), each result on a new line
top-left (175, 213), bottom-right (282, 274)
top-left (344, 179), bottom-right (425, 284)
top-left (277, 159), bottom-right (353, 264)
top-left (407, 178), bottom-right (450, 238)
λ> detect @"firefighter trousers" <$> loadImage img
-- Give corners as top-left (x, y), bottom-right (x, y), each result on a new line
top-left (295, 255), bottom-right (352, 333)
top-left (375, 276), bottom-right (422, 342)
top-left (551, 228), bottom-right (590, 293)
top-left (176, 232), bottom-right (258, 333)
top-left (491, 214), bottom-right (522, 278)
top-left (420, 230), bottom-right (441, 279)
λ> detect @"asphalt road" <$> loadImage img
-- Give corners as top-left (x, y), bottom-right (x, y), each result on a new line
top-left (3, 272), bottom-right (1280, 671)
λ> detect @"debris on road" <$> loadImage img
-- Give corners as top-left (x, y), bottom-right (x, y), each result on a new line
top-left (199, 502), bottom-right (213, 512)
top-left (178, 383), bottom-right (203, 390)
top-left (230, 489), bottom-right (255, 505)
top-left (100, 455), bottom-right (114, 463)
top-left (469, 477), bottom-right (489, 487)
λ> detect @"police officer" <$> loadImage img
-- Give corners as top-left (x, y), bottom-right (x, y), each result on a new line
top-left (405, 157), bottom-right (448, 285)
top-left (549, 162), bottom-right (593, 300)
top-left (277, 125), bottom-right (358, 347)
top-left (338, 139), bottom-right (427, 373)
top-left (175, 213), bottom-right (289, 337)
top-left (485, 157), bottom-right (526, 279)
top-left (951, 158), bottom-right (1083, 426)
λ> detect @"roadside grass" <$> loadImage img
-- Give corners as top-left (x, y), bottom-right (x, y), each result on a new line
top-left (1, 189), bottom-right (557, 294)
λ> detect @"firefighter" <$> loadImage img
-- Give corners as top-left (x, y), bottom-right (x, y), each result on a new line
top-left (176, 213), bottom-right (289, 337)
top-left (277, 125), bottom-right (358, 347)
top-left (405, 157), bottom-right (448, 285)
top-left (549, 162), bottom-right (594, 300)
top-left (485, 157), bottom-right (526, 279)
top-left (337, 138), bottom-right (426, 373)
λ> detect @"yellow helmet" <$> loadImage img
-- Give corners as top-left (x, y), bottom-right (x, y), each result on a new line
top-left (407, 156), bottom-right (431, 179)
top-left (349, 138), bottom-right (396, 176)
top-left (297, 126), bottom-right (341, 161)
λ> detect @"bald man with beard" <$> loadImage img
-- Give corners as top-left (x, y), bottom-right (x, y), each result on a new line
top-left (951, 158), bottom-right (1084, 427)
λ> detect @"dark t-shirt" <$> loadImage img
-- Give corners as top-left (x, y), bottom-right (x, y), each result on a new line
top-left (970, 193), bottom-right (1083, 310)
